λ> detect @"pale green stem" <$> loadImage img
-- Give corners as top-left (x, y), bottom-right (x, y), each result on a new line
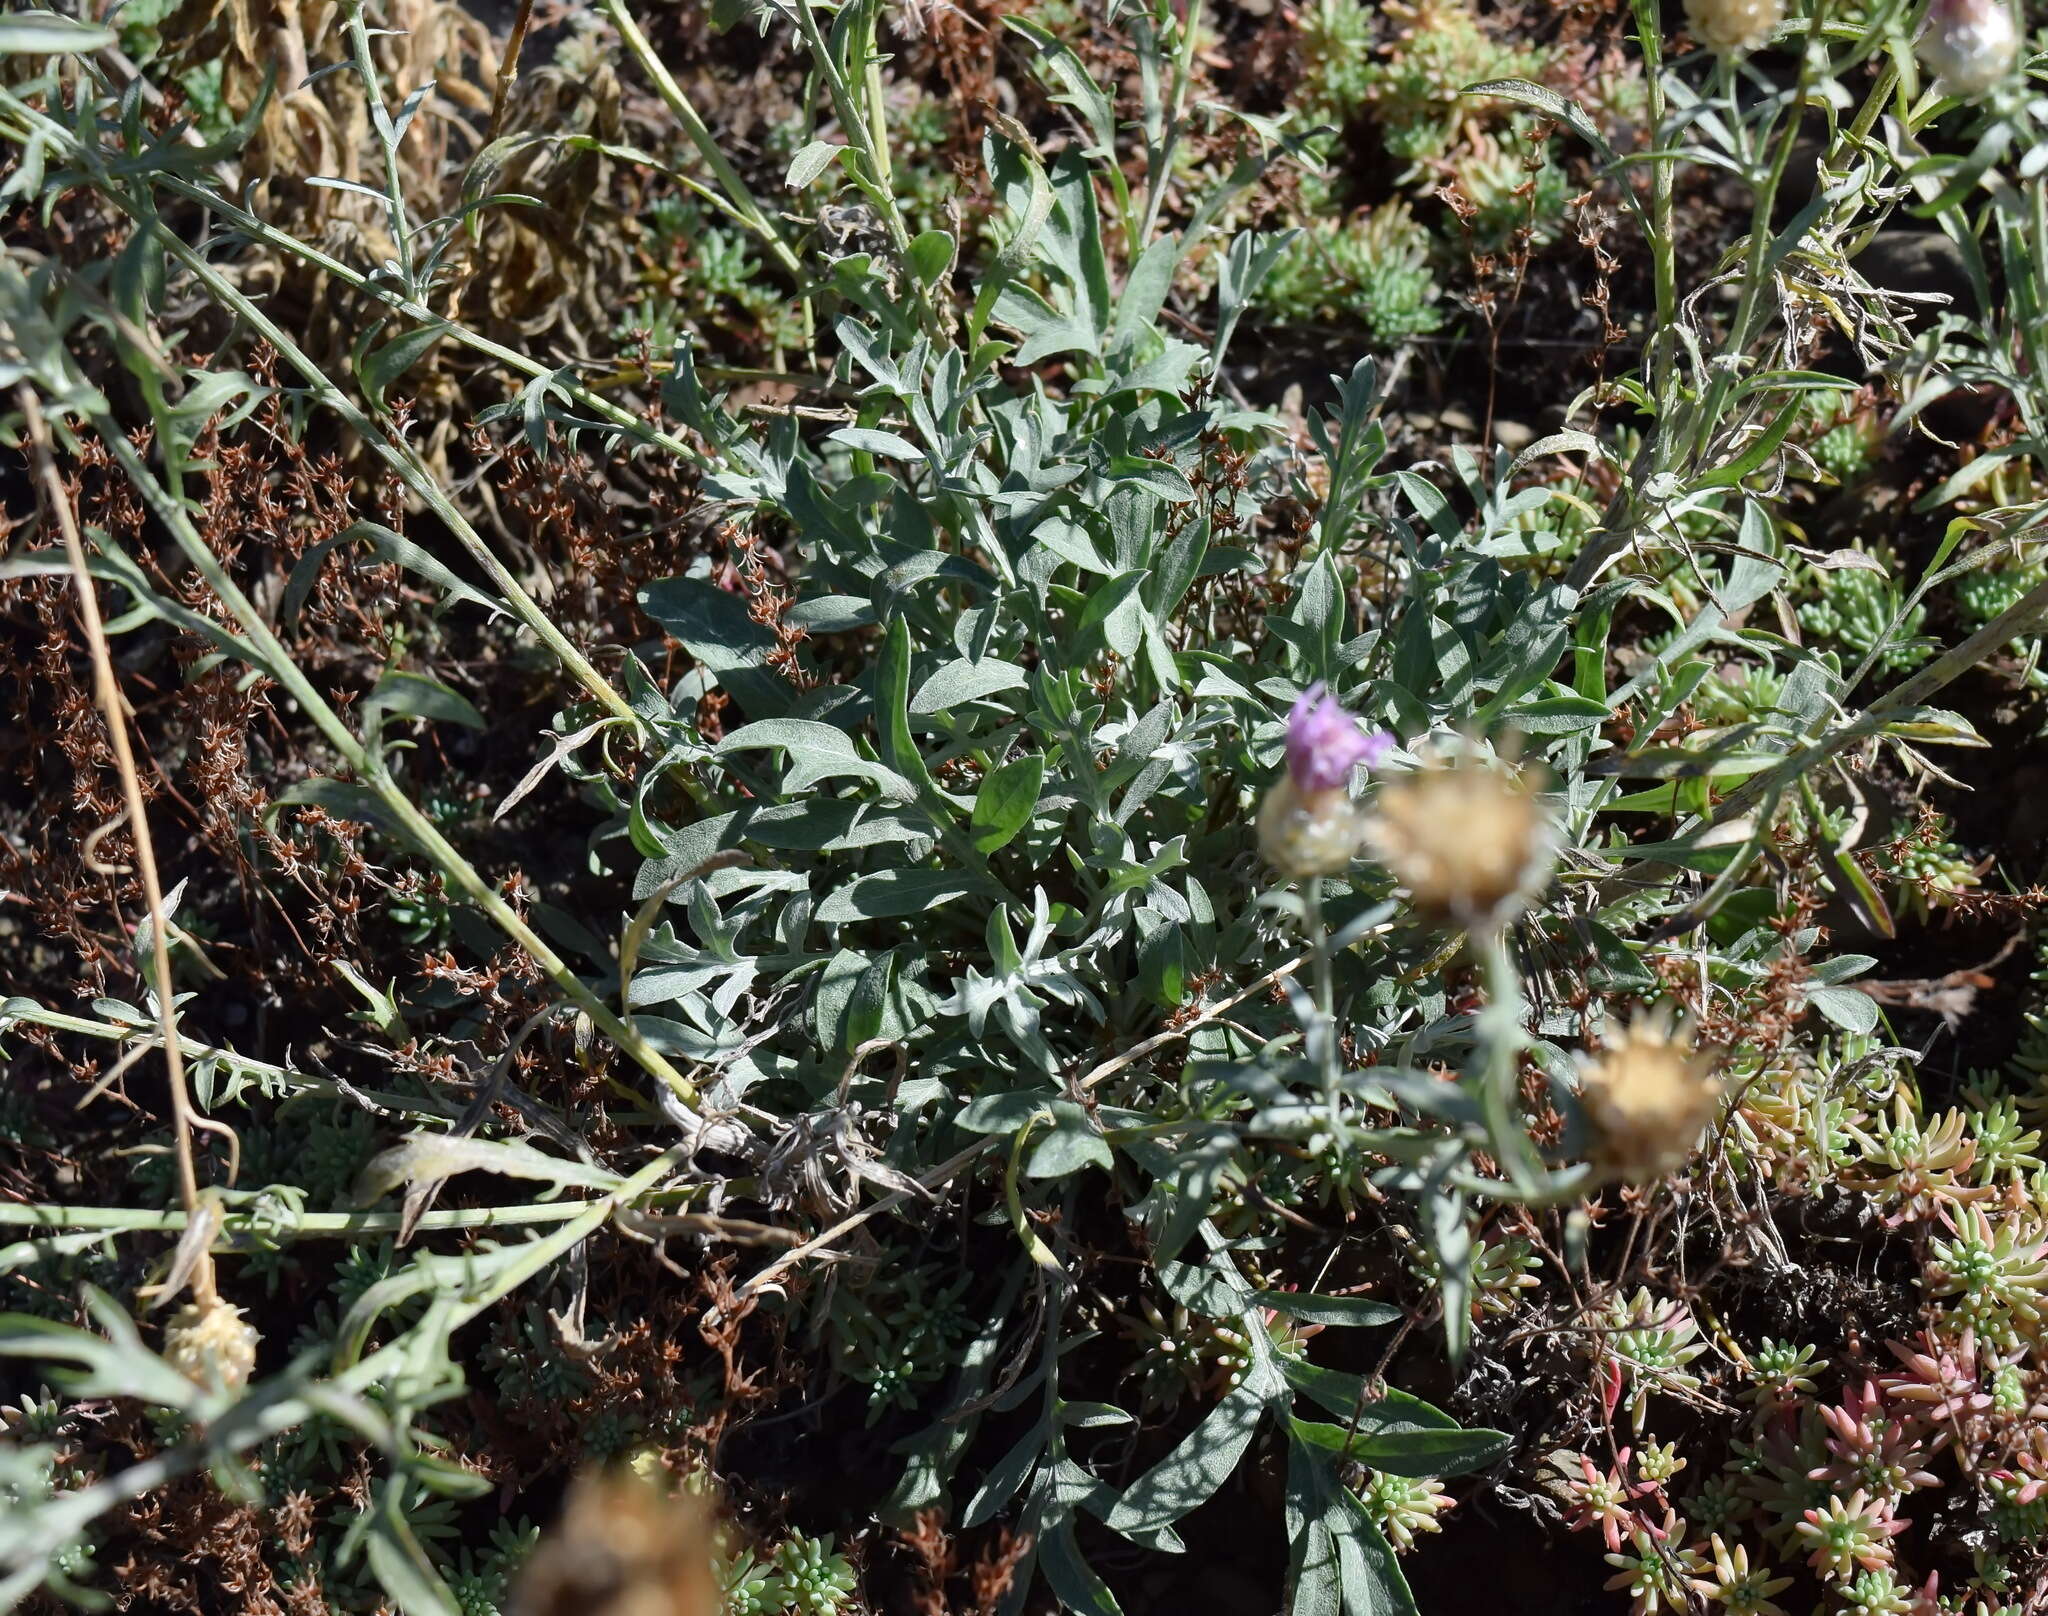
top-left (0, 91), bottom-right (717, 478)
top-left (2, 1144), bottom-right (688, 1595)
top-left (1477, 924), bottom-right (1543, 1198)
top-left (1567, 9), bottom-right (1838, 591)
top-left (1302, 880), bottom-right (1340, 1131)
top-left (1577, 561), bottom-right (2048, 914)
top-left (785, 0), bottom-right (944, 341)
top-left (860, 0), bottom-right (893, 191)
top-left (4, 1003), bottom-right (457, 1119)
top-left (598, 0), bottom-right (808, 284)
top-left (1686, 7), bottom-right (1831, 468)
top-left (789, 0), bottom-right (910, 257)
top-left (1006, 1113), bottom-right (1069, 1278)
top-left (346, 1), bottom-right (416, 292)
top-left (1135, 0), bottom-right (1206, 249)
top-left (2025, 159), bottom-right (2048, 439)
top-left (1847, 58), bottom-right (1899, 144)
top-left (1630, 0), bottom-right (1677, 440)
top-left (1724, 567), bottom-right (2048, 820)
top-left (0, 1199), bottom-right (601, 1236)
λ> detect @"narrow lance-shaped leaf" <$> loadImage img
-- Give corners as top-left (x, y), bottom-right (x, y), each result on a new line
top-left (1106, 1381), bottom-right (1268, 1535)
top-left (972, 754), bottom-right (1045, 853)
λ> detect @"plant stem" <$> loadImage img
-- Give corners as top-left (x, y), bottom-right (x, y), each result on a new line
top-left (0, 1199), bottom-right (599, 1236)
top-left (1302, 880), bottom-right (1340, 1129)
top-left (784, 0), bottom-right (943, 337)
top-left (346, 2), bottom-right (416, 293)
top-left (1006, 1113), bottom-right (1069, 1279)
top-left (486, 0), bottom-right (537, 143)
top-left (1136, 0), bottom-right (1206, 250)
top-left (789, 0), bottom-right (906, 257)
top-left (1581, 554), bottom-right (2048, 915)
top-left (1477, 923), bottom-right (1543, 1198)
top-left (1686, 5), bottom-right (1831, 469)
top-left (0, 91), bottom-right (717, 478)
top-left (8, 1142), bottom-right (691, 1599)
top-left (20, 385), bottom-right (218, 1308)
top-left (598, 0), bottom-right (808, 285)
top-left (859, 0), bottom-right (893, 192)
top-left (5, 1001), bottom-right (462, 1117)
top-left (1630, 0), bottom-right (1678, 442)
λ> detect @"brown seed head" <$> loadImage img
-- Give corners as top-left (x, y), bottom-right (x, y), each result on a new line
top-left (1364, 756), bottom-right (1555, 925)
top-left (512, 1467), bottom-right (719, 1616)
top-left (1579, 1009), bottom-right (1722, 1183)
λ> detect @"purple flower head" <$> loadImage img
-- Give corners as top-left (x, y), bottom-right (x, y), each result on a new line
top-left (1285, 684), bottom-right (1391, 792)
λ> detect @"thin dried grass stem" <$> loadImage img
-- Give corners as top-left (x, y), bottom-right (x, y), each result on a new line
top-left (486, 0), bottom-right (537, 144)
top-left (17, 383), bottom-right (216, 1307)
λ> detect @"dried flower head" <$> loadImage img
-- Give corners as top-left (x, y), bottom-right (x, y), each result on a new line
top-left (1684, 0), bottom-right (1783, 54)
top-left (1257, 685), bottom-right (1390, 879)
top-left (1363, 753), bottom-right (1554, 926)
top-left (1579, 1008), bottom-right (1722, 1184)
top-left (1258, 775), bottom-right (1369, 879)
top-left (1919, 0), bottom-right (2020, 95)
top-left (512, 1467), bottom-right (719, 1616)
top-left (163, 1296), bottom-right (260, 1394)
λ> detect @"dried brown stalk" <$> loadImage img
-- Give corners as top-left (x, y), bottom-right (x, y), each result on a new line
top-left (17, 384), bottom-right (218, 1308)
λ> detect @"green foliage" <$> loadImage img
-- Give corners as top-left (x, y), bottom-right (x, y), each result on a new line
top-left (1260, 195), bottom-right (1445, 343)
top-left (827, 1267), bottom-right (972, 1420)
top-left (6, 0), bottom-right (2048, 1611)
top-left (1329, 0), bottom-right (1549, 165)
top-left (1797, 545), bottom-right (1933, 673)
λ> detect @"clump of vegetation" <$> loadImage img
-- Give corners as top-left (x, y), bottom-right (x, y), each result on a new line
top-left (1267, 0), bottom-right (1606, 339)
top-left (5, 0), bottom-right (2048, 1612)
top-left (1260, 195), bottom-right (1444, 343)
